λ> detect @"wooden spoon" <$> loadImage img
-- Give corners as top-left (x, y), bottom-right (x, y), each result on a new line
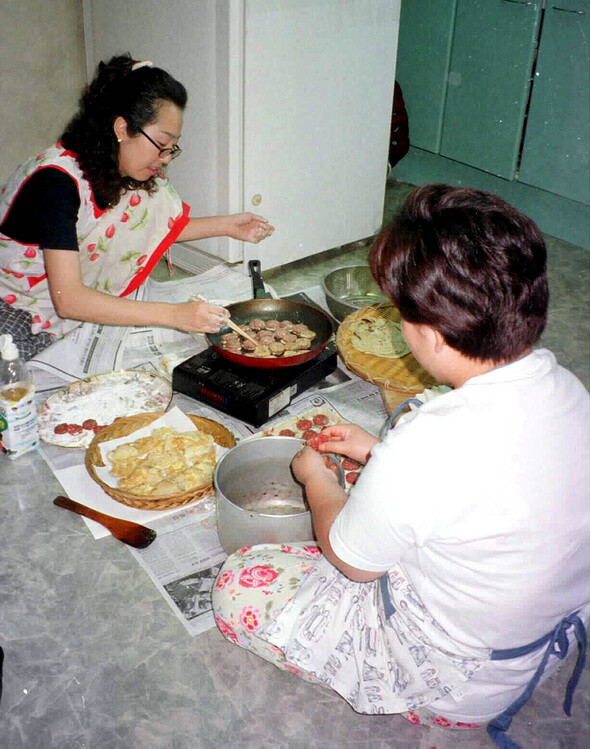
top-left (53, 496), bottom-right (157, 549)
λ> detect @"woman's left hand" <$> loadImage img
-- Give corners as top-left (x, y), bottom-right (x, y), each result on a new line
top-left (225, 213), bottom-right (275, 243)
top-left (291, 445), bottom-right (339, 486)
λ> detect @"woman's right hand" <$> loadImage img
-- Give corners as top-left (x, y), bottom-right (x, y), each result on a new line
top-left (172, 300), bottom-right (230, 334)
top-left (315, 424), bottom-right (379, 465)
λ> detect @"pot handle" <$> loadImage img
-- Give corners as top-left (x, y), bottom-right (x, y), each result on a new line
top-left (248, 259), bottom-right (270, 299)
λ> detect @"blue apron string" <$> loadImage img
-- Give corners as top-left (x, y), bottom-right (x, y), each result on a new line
top-left (489, 630), bottom-right (554, 660)
top-left (379, 574), bottom-right (396, 618)
top-left (383, 397), bottom-right (424, 433)
top-left (562, 616), bottom-right (587, 716)
top-left (487, 613), bottom-right (587, 749)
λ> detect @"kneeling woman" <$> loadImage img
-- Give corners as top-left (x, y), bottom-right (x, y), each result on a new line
top-left (212, 185), bottom-right (589, 746)
top-left (0, 54), bottom-right (274, 359)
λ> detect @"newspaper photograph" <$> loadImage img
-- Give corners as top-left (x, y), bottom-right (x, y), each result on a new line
top-left (127, 505), bottom-right (227, 637)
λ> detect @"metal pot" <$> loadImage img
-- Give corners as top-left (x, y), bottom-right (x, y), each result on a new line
top-left (214, 437), bottom-right (313, 555)
top-left (214, 436), bottom-right (344, 555)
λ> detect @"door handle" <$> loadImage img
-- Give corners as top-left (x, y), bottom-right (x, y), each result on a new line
top-left (552, 6), bottom-right (586, 12)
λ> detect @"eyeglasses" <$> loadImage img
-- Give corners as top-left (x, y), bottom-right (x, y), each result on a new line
top-left (138, 127), bottom-right (182, 160)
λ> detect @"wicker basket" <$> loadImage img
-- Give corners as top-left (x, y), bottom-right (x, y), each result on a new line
top-left (85, 412), bottom-right (236, 511)
top-left (336, 304), bottom-right (438, 414)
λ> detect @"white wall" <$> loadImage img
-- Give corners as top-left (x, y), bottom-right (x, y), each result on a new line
top-left (0, 0), bottom-right (86, 184)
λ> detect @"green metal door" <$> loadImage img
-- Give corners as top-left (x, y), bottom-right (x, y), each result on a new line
top-left (395, 0), bottom-right (457, 153)
top-left (439, 0), bottom-right (542, 179)
top-left (518, 0), bottom-right (589, 205)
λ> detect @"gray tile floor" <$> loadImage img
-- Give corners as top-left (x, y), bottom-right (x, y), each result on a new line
top-left (1, 179), bottom-right (588, 748)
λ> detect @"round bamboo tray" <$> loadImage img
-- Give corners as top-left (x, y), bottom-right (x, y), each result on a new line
top-left (85, 412), bottom-right (236, 511)
top-left (336, 304), bottom-right (438, 414)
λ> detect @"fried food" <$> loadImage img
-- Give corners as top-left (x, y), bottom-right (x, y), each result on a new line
top-left (220, 318), bottom-right (317, 358)
top-left (107, 426), bottom-right (215, 496)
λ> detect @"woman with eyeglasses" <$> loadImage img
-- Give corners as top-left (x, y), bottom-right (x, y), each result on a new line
top-left (0, 54), bottom-right (274, 359)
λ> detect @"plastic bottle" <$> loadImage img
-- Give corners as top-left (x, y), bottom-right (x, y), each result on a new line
top-left (0, 334), bottom-right (39, 459)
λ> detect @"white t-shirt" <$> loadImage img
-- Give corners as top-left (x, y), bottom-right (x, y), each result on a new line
top-left (330, 349), bottom-right (590, 722)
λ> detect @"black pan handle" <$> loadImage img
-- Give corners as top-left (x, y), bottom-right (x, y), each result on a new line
top-left (248, 259), bottom-right (269, 299)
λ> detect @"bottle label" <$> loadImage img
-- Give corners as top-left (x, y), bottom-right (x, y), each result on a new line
top-left (0, 386), bottom-right (39, 459)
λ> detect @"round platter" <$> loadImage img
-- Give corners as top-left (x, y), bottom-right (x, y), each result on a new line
top-left (38, 370), bottom-right (173, 449)
top-left (336, 304), bottom-right (438, 398)
top-left (85, 411), bottom-right (236, 511)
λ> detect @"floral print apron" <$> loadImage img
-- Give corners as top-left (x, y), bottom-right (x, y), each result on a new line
top-left (0, 144), bottom-right (190, 340)
top-left (212, 544), bottom-right (485, 727)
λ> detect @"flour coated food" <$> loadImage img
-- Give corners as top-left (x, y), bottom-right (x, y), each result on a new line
top-left (38, 371), bottom-right (172, 448)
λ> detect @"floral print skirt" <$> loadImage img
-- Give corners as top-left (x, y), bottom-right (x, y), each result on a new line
top-left (212, 544), bottom-right (481, 731)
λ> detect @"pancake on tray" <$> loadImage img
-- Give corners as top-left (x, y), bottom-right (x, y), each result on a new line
top-left (348, 315), bottom-right (410, 359)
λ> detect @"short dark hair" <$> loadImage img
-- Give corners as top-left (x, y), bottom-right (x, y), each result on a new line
top-left (60, 53), bottom-right (187, 208)
top-left (369, 184), bottom-right (549, 362)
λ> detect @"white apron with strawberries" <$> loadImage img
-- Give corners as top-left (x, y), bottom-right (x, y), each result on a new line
top-left (0, 144), bottom-right (189, 339)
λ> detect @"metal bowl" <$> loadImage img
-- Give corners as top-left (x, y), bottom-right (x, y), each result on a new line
top-left (321, 265), bottom-right (388, 321)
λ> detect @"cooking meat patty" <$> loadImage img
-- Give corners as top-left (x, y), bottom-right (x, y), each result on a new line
top-left (219, 318), bottom-right (317, 358)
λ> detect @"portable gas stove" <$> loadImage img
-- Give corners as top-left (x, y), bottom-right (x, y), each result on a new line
top-left (172, 341), bottom-right (338, 427)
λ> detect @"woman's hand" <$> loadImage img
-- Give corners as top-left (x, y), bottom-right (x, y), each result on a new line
top-left (224, 213), bottom-right (275, 243)
top-left (315, 424), bottom-right (379, 465)
top-left (177, 214), bottom-right (275, 244)
top-left (291, 445), bottom-right (340, 487)
top-left (172, 300), bottom-right (230, 334)
top-left (291, 444), bottom-right (379, 583)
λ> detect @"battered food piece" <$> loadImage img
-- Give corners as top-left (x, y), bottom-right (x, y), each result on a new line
top-left (269, 342), bottom-right (286, 356)
top-left (257, 333), bottom-right (275, 346)
top-left (107, 426), bottom-right (216, 496)
top-left (245, 346), bottom-right (271, 358)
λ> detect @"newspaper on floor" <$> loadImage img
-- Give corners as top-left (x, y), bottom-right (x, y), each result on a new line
top-left (126, 504), bottom-right (227, 637)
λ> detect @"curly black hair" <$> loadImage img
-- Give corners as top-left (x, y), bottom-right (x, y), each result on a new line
top-left (60, 54), bottom-right (187, 208)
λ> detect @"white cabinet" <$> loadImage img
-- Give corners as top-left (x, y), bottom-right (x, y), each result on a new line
top-left (83, 0), bottom-right (400, 270)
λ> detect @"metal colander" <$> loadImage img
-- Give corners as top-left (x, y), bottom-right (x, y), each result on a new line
top-left (321, 265), bottom-right (388, 321)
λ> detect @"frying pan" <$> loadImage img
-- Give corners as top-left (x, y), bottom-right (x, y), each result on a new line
top-left (206, 260), bottom-right (335, 370)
